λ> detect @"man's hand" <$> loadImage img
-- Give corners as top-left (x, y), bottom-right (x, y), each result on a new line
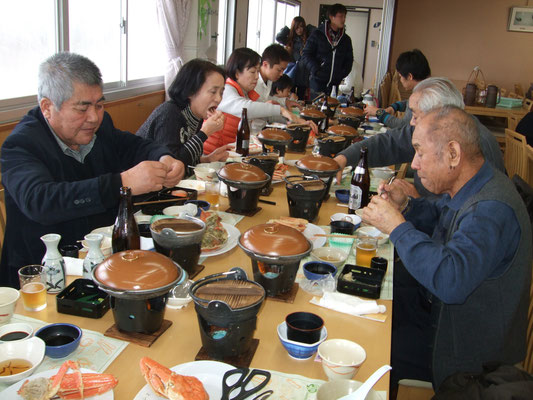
top-left (120, 161), bottom-right (169, 195)
top-left (362, 195), bottom-right (405, 235)
top-left (376, 179), bottom-right (409, 210)
top-left (364, 105), bottom-right (379, 116)
top-left (391, 179), bottom-right (420, 199)
top-left (201, 111), bottom-right (225, 136)
top-left (333, 154), bottom-right (347, 184)
top-left (159, 155), bottom-right (185, 187)
top-left (201, 144), bottom-right (231, 162)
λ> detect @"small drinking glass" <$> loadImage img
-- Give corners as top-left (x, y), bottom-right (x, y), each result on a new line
top-left (204, 181), bottom-right (220, 210)
top-left (18, 265), bottom-right (47, 311)
top-left (355, 235), bottom-right (378, 268)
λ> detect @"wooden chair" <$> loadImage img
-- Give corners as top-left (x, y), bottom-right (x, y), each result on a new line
top-left (508, 114), bottom-right (520, 131)
top-left (0, 189), bottom-right (5, 255)
top-left (504, 129), bottom-right (527, 180)
top-left (379, 72), bottom-right (392, 109)
top-left (396, 163), bottom-right (409, 180)
top-left (524, 263), bottom-right (533, 375)
top-left (526, 145), bottom-right (533, 187)
top-left (524, 98), bottom-right (533, 112)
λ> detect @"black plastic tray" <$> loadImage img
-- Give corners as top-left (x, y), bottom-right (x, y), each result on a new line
top-left (56, 279), bottom-right (110, 319)
top-left (135, 186), bottom-right (198, 215)
top-left (337, 264), bottom-right (385, 299)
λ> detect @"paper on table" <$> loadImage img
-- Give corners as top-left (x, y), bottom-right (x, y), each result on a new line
top-left (64, 256), bottom-right (83, 276)
top-left (310, 292), bottom-right (387, 323)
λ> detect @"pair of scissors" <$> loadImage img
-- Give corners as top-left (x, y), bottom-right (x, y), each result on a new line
top-left (221, 368), bottom-right (272, 400)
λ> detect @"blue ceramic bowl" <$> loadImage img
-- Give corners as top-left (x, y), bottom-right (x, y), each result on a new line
top-left (335, 189), bottom-right (350, 204)
top-left (303, 261), bottom-right (337, 281)
top-left (277, 321), bottom-right (327, 360)
top-left (35, 323), bottom-right (82, 359)
top-left (185, 200), bottom-right (210, 216)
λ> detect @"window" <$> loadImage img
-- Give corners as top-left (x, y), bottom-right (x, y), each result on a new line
top-left (0, 0), bottom-right (165, 121)
top-left (246, 0), bottom-right (300, 55)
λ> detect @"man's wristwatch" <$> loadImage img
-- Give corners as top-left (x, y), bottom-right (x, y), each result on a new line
top-left (375, 109), bottom-right (386, 118)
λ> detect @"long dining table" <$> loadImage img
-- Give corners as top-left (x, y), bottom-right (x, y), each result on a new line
top-left (12, 150), bottom-right (392, 399)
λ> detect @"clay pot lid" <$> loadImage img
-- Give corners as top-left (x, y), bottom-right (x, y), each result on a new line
top-left (218, 162), bottom-right (268, 182)
top-left (258, 128), bottom-right (291, 141)
top-left (328, 124), bottom-right (358, 136)
top-left (296, 154), bottom-right (340, 171)
top-left (285, 175), bottom-right (327, 191)
top-left (94, 250), bottom-right (180, 291)
top-left (300, 108), bottom-right (326, 118)
top-left (340, 107), bottom-right (364, 117)
top-left (243, 153), bottom-right (279, 162)
top-left (239, 223), bottom-right (310, 256)
top-left (286, 123), bottom-right (311, 132)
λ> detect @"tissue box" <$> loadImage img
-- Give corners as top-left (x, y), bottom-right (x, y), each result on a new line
top-left (337, 264), bottom-right (385, 299)
top-left (56, 279), bottom-right (110, 319)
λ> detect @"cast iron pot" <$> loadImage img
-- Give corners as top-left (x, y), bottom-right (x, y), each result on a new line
top-left (257, 128), bottom-right (291, 156)
top-left (295, 154), bottom-right (341, 199)
top-left (239, 223), bottom-right (312, 296)
top-left (300, 108), bottom-right (326, 128)
top-left (243, 153), bottom-right (279, 196)
top-left (92, 250), bottom-right (184, 333)
top-left (327, 124), bottom-right (360, 149)
top-left (217, 163), bottom-right (270, 213)
top-left (189, 268), bottom-right (265, 358)
top-left (150, 216), bottom-right (206, 276)
top-left (317, 135), bottom-right (348, 158)
top-left (338, 106), bottom-right (365, 129)
top-left (285, 124), bottom-right (312, 152)
top-left (284, 174), bottom-right (327, 222)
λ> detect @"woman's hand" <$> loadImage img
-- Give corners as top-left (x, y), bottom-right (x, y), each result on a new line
top-left (201, 111), bottom-right (225, 136)
top-left (200, 144), bottom-right (231, 163)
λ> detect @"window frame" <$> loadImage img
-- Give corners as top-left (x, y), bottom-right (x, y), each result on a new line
top-left (0, 0), bottom-right (164, 124)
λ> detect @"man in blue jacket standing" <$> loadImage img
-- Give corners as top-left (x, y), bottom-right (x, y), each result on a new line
top-left (301, 3), bottom-right (353, 99)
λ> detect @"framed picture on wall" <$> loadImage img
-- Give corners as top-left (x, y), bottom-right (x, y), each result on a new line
top-left (508, 7), bottom-right (533, 32)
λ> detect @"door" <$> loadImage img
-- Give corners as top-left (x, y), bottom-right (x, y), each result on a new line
top-left (197, 0), bottom-right (219, 62)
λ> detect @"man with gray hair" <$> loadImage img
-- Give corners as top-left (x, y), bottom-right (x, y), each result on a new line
top-left (364, 106), bottom-right (531, 389)
top-left (334, 77), bottom-right (504, 198)
top-left (0, 52), bottom-right (185, 288)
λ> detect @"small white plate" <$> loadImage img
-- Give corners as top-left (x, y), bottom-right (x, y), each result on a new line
top-left (1, 367), bottom-right (114, 399)
top-left (201, 223), bottom-right (240, 257)
top-left (176, 180), bottom-right (206, 194)
top-left (303, 223), bottom-right (327, 249)
top-left (133, 360), bottom-right (234, 400)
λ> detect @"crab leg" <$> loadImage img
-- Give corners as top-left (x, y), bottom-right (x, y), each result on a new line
top-left (54, 373), bottom-right (119, 399)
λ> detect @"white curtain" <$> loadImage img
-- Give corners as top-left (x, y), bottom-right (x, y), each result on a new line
top-left (156, 0), bottom-right (193, 98)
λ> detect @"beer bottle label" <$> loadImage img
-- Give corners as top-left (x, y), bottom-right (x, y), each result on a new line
top-left (349, 185), bottom-right (362, 210)
top-left (354, 166), bottom-right (365, 174)
top-left (242, 140), bottom-right (249, 149)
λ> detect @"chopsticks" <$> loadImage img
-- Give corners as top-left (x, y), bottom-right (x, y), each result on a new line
top-left (258, 199), bottom-right (276, 205)
top-left (133, 198), bottom-right (183, 206)
top-left (314, 233), bottom-right (359, 239)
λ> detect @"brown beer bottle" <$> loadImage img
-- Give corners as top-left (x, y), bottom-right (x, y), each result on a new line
top-left (348, 147), bottom-right (370, 214)
top-left (112, 186), bottom-right (140, 253)
top-left (236, 108), bottom-right (250, 156)
top-left (348, 86), bottom-right (356, 106)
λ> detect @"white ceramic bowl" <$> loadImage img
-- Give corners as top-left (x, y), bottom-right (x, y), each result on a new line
top-left (194, 165), bottom-right (217, 182)
top-left (0, 287), bottom-right (20, 325)
top-left (317, 379), bottom-right (381, 400)
top-left (0, 336), bottom-right (45, 384)
top-left (330, 213), bottom-right (362, 228)
top-left (310, 247), bottom-right (349, 269)
top-left (162, 203), bottom-right (198, 217)
top-left (0, 323), bottom-right (33, 342)
top-left (318, 339), bottom-right (366, 381)
top-left (356, 226), bottom-right (389, 245)
top-left (370, 167), bottom-right (395, 181)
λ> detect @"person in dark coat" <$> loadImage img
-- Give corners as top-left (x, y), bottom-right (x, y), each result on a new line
top-left (276, 16), bottom-right (315, 100)
top-left (300, 3), bottom-right (353, 99)
top-left (515, 111), bottom-right (533, 145)
top-left (0, 52), bottom-right (185, 288)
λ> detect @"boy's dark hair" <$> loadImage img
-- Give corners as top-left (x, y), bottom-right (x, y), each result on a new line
top-left (270, 74), bottom-right (293, 96)
top-left (396, 49), bottom-right (431, 81)
top-left (226, 48), bottom-right (261, 81)
top-left (261, 44), bottom-right (291, 67)
top-left (328, 3), bottom-right (347, 17)
top-left (168, 59), bottom-right (226, 108)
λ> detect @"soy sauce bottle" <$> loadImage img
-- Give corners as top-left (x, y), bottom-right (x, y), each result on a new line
top-left (112, 186), bottom-right (140, 253)
top-left (348, 86), bottom-right (356, 106)
top-left (348, 147), bottom-right (370, 214)
top-left (236, 108), bottom-right (250, 156)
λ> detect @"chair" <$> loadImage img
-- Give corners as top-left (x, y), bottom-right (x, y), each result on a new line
top-left (396, 163), bottom-right (409, 180)
top-left (504, 129), bottom-right (527, 180)
top-left (508, 114), bottom-right (520, 131)
top-left (524, 98), bottom-right (533, 112)
top-left (526, 145), bottom-right (533, 187)
top-left (0, 189), bottom-right (5, 255)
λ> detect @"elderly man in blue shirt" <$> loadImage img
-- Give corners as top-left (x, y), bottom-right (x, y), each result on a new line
top-left (363, 106), bottom-right (531, 390)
